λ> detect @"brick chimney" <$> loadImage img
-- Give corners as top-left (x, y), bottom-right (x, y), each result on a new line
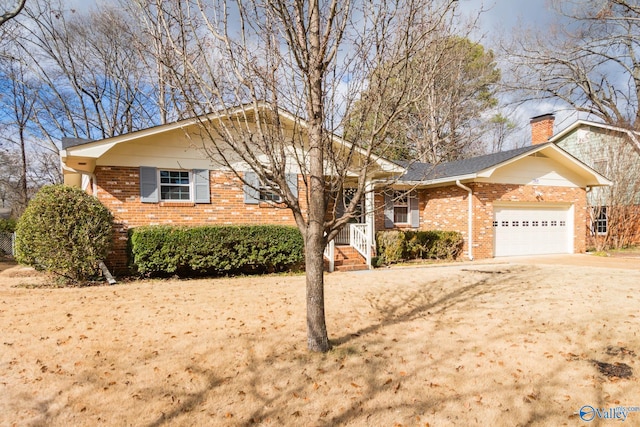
top-left (530, 114), bottom-right (555, 145)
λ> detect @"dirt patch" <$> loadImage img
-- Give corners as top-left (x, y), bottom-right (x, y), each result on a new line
top-left (1, 258), bottom-right (639, 426)
top-left (591, 361), bottom-right (633, 379)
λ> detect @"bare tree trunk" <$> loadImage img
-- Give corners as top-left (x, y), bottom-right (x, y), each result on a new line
top-left (304, 229), bottom-right (329, 351)
top-left (18, 125), bottom-right (28, 210)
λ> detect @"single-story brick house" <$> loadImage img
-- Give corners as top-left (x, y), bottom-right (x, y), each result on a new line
top-left (60, 108), bottom-right (610, 272)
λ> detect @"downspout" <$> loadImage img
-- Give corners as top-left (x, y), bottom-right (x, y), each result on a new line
top-left (456, 180), bottom-right (474, 261)
top-left (365, 180), bottom-right (375, 269)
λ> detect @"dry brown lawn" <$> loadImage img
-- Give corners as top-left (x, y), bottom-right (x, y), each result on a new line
top-left (1, 255), bottom-right (639, 426)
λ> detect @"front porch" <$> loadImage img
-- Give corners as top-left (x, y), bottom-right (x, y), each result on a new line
top-left (324, 223), bottom-right (373, 272)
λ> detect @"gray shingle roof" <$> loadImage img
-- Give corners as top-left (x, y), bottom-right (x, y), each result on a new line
top-left (399, 145), bottom-right (540, 182)
top-left (62, 137), bottom-right (94, 149)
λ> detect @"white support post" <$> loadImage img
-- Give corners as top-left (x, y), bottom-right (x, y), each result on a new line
top-left (365, 181), bottom-right (375, 268)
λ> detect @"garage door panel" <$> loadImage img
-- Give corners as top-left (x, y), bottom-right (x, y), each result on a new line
top-left (494, 206), bottom-right (571, 256)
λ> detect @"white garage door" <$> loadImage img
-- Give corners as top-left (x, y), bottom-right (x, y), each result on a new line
top-left (493, 205), bottom-right (572, 256)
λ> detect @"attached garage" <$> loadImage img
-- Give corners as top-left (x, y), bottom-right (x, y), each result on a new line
top-left (493, 204), bottom-right (573, 256)
top-left (396, 143), bottom-right (612, 260)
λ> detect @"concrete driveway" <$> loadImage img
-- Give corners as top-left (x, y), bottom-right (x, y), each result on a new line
top-left (483, 253), bottom-right (640, 270)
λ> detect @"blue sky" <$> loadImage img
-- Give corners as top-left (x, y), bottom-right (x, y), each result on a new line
top-left (457, 0), bottom-right (575, 145)
top-left (65, 0), bottom-right (563, 146)
top-left (459, 0), bottom-right (554, 32)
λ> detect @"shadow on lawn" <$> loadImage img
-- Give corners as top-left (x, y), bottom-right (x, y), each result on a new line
top-left (145, 365), bottom-right (223, 427)
top-left (237, 265), bottom-right (603, 426)
top-left (332, 266), bottom-right (526, 347)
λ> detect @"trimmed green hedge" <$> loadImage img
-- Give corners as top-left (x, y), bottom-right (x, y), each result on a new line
top-left (375, 230), bottom-right (464, 266)
top-left (129, 225), bottom-right (304, 277)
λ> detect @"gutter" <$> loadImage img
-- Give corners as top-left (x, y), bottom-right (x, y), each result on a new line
top-left (455, 180), bottom-right (474, 261)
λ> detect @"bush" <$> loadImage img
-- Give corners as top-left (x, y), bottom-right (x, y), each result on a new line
top-left (0, 218), bottom-right (17, 233)
top-left (15, 185), bottom-right (113, 284)
top-left (375, 230), bottom-right (464, 265)
top-left (129, 225), bottom-right (304, 277)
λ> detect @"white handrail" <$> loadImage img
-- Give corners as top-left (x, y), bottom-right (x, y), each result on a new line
top-left (335, 225), bottom-right (350, 245)
top-left (350, 223), bottom-right (371, 268)
top-left (323, 238), bottom-right (335, 272)
top-left (325, 223), bottom-right (372, 271)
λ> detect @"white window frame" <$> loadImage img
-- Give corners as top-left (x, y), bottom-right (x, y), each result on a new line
top-left (259, 181), bottom-right (282, 203)
top-left (393, 191), bottom-right (409, 224)
top-left (593, 206), bottom-right (607, 235)
top-left (159, 169), bottom-right (192, 202)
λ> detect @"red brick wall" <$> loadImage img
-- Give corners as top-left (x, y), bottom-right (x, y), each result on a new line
top-left (425, 183), bottom-right (586, 259)
top-left (375, 183), bottom-right (587, 260)
top-left (95, 166), bottom-right (303, 273)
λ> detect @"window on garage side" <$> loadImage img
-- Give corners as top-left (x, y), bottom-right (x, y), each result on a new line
top-left (393, 191), bottom-right (409, 223)
top-left (384, 190), bottom-right (419, 228)
top-left (592, 206), bottom-right (607, 235)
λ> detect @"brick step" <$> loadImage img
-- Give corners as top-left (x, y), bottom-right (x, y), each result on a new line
top-left (334, 258), bottom-right (365, 266)
top-left (335, 263), bottom-right (369, 272)
top-left (324, 245), bottom-right (368, 272)
top-left (335, 246), bottom-right (364, 259)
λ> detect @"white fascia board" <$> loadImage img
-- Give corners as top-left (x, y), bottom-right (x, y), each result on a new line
top-left (399, 173), bottom-right (478, 188)
top-left (473, 143), bottom-right (612, 186)
top-left (549, 119), bottom-right (640, 143)
top-left (62, 104), bottom-right (403, 175)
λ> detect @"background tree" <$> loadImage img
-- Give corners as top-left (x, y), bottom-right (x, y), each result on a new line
top-left (502, 0), bottom-right (640, 140)
top-left (0, 0), bottom-right (187, 211)
top-left (486, 113), bottom-right (518, 153)
top-left (346, 35), bottom-right (501, 163)
top-left (149, 0), bottom-right (463, 352)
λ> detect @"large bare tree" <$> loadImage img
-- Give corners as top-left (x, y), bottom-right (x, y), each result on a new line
top-left (503, 0), bottom-right (640, 136)
top-left (11, 0), bottom-right (170, 141)
top-left (1, 1), bottom-right (166, 210)
top-left (149, 0), bottom-right (461, 352)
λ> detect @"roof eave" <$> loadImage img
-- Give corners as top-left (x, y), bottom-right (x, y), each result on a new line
top-left (400, 173), bottom-right (478, 187)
